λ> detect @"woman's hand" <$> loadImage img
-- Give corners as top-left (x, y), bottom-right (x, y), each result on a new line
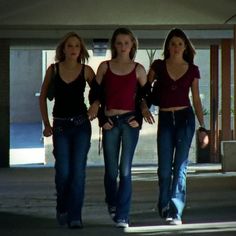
top-left (87, 101), bottom-right (100, 121)
top-left (141, 101), bottom-right (155, 124)
top-left (103, 119), bottom-right (113, 130)
top-left (43, 125), bottom-right (53, 137)
top-left (198, 130), bottom-right (209, 148)
top-left (128, 116), bottom-right (139, 128)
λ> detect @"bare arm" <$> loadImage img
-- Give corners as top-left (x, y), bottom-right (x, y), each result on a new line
top-left (191, 78), bottom-right (205, 127)
top-left (96, 61), bottom-right (108, 85)
top-left (84, 65), bottom-right (95, 85)
top-left (147, 68), bottom-right (156, 84)
top-left (39, 65), bottom-right (54, 137)
top-left (191, 78), bottom-right (209, 148)
top-left (136, 64), bottom-right (155, 124)
top-left (84, 65), bottom-right (100, 120)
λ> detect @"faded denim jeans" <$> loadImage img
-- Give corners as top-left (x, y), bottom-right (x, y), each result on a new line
top-left (102, 112), bottom-right (140, 222)
top-left (52, 115), bottom-right (91, 222)
top-left (157, 107), bottom-right (195, 220)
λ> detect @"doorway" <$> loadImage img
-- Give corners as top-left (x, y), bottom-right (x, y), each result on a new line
top-left (10, 48), bottom-right (45, 166)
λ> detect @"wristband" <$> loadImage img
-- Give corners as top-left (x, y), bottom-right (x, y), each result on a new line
top-left (198, 126), bottom-right (207, 132)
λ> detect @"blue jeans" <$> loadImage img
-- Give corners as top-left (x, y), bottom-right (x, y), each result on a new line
top-left (52, 115), bottom-right (91, 222)
top-left (102, 112), bottom-right (140, 222)
top-left (157, 107), bottom-right (195, 220)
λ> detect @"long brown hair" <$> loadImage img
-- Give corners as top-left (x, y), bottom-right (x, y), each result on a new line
top-left (163, 28), bottom-right (196, 64)
top-left (55, 32), bottom-right (89, 63)
top-left (110, 27), bottom-right (138, 60)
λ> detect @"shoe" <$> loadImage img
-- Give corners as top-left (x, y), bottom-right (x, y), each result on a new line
top-left (165, 216), bottom-right (173, 222)
top-left (68, 220), bottom-right (83, 229)
top-left (169, 218), bottom-right (182, 225)
top-left (56, 212), bottom-right (68, 226)
top-left (116, 219), bottom-right (129, 228)
top-left (108, 206), bottom-right (116, 220)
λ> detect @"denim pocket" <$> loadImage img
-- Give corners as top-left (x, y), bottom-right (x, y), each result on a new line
top-left (109, 112), bottom-right (136, 127)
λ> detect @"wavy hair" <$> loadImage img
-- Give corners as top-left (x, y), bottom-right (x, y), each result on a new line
top-left (55, 32), bottom-right (89, 63)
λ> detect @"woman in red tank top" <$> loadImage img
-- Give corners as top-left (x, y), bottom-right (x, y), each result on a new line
top-left (95, 27), bottom-right (154, 228)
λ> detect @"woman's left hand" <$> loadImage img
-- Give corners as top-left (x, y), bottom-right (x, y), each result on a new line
top-left (128, 116), bottom-right (139, 128)
top-left (198, 130), bottom-right (209, 148)
top-left (140, 101), bottom-right (155, 124)
top-left (142, 109), bottom-right (155, 124)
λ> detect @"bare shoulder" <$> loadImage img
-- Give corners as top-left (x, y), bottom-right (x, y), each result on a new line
top-left (84, 64), bottom-right (95, 75)
top-left (135, 63), bottom-right (146, 77)
top-left (45, 63), bottom-right (55, 79)
top-left (84, 64), bottom-right (95, 82)
top-left (96, 61), bottom-right (109, 84)
top-left (98, 60), bottom-right (108, 72)
top-left (136, 63), bottom-right (146, 73)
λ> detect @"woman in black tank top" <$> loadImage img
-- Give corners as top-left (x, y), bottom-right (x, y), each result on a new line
top-left (39, 32), bottom-right (98, 229)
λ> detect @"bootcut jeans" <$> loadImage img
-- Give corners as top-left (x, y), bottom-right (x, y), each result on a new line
top-left (102, 112), bottom-right (140, 222)
top-left (52, 115), bottom-right (91, 222)
top-left (157, 107), bottom-right (195, 220)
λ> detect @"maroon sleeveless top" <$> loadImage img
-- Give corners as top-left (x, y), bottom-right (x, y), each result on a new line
top-left (103, 61), bottom-right (138, 111)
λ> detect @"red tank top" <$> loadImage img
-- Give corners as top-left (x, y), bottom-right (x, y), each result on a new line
top-left (103, 61), bottom-right (138, 111)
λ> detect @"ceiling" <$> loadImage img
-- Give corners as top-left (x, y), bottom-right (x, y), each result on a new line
top-left (0, 0), bottom-right (235, 48)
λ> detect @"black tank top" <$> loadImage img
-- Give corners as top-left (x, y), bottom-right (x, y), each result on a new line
top-left (52, 63), bottom-right (87, 118)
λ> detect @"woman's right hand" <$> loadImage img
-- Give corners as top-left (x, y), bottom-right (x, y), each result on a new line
top-left (43, 125), bottom-right (53, 137)
top-left (102, 119), bottom-right (113, 130)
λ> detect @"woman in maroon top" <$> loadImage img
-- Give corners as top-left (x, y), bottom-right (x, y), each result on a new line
top-left (95, 28), bottom-right (153, 228)
top-left (148, 28), bottom-right (208, 225)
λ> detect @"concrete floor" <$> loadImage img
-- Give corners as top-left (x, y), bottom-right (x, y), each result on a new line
top-left (0, 165), bottom-right (236, 236)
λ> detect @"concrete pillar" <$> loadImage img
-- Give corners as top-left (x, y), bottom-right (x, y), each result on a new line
top-left (234, 25), bottom-right (236, 139)
top-left (210, 45), bottom-right (219, 162)
top-left (0, 39), bottom-right (10, 167)
top-left (221, 39), bottom-right (232, 141)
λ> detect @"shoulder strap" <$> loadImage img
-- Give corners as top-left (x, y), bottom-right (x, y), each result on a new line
top-left (54, 63), bottom-right (58, 75)
top-left (106, 61), bottom-right (110, 69)
top-left (81, 64), bottom-right (85, 78)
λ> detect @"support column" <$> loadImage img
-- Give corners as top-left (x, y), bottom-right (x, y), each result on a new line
top-left (0, 39), bottom-right (10, 167)
top-left (221, 39), bottom-right (232, 141)
top-left (210, 45), bottom-right (219, 162)
top-left (234, 25), bottom-right (236, 139)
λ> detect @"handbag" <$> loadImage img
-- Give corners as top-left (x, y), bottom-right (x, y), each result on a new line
top-left (47, 63), bottom-right (57, 101)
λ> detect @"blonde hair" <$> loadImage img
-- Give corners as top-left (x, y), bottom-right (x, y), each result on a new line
top-left (55, 32), bottom-right (89, 63)
top-left (110, 27), bottom-right (138, 60)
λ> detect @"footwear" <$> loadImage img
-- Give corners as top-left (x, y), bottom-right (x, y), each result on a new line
top-left (108, 206), bottom-right (116, 220)
top-left (56, 212), bottom-right (68, 226)
top-left (116, 219), bottom-right (129, 228)
top-left (165, 216), bottom-right (173, 222)
top-left (169, 218), bottom-right (182, 225)
top-left (68, 220), bottom-right (83, 229)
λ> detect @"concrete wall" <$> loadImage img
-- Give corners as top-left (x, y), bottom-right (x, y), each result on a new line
top-left (10, 49), bottom-right (42, 123)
